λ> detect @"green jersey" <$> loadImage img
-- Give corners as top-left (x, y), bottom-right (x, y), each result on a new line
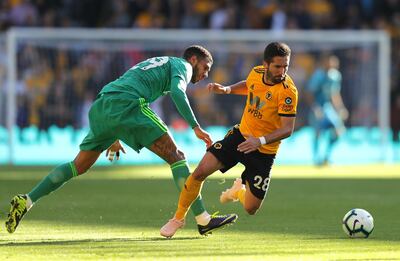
top-left (100, 56), bottom-right (198, 128)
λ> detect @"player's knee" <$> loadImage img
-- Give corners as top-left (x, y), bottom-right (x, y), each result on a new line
top-left (243, 200), bottom-right (261, 215)
top-left (192, 164), bottom-right (209, 181)
top-left (192, 170), bottom-right (206, 181)
top-left (169, 150), bottom-right (186, 163)
top-left (74, 162), bottom-right (89, 175)
top-left (244, 206), bottom-right (259, 215)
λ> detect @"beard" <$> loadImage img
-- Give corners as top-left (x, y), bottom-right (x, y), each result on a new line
top-left (266, 70), bottom-right (285, 84)
top-left (191, 66), bottom-right (199, 83)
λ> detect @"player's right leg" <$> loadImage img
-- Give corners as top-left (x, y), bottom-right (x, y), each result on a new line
top-left (6, 150), bottom-right (102, 233)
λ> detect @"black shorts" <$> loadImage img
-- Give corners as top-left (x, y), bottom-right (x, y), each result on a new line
top-left (207, 125), bottom-right (276, 200)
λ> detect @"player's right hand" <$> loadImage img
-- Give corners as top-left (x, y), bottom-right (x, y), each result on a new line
top-left (193, 126), bottom-right (213, 148)
top-left (207, 83), bottom-right (229, 94)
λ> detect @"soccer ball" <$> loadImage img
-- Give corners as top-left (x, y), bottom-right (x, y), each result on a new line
top-left (342, 208), bottom-right (374, 238)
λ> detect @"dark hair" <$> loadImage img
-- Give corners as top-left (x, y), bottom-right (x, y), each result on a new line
top-left (183, 45), bottom-right (213, 63)
top-left (263, 42), bottom-right (291, 63)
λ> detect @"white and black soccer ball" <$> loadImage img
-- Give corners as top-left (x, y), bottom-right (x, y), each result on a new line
top-left (342, 208), bottom-right (374, 238)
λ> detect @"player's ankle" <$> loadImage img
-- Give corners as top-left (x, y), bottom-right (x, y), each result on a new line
top-left (195, 211), bottom-right (211, 226)
top-left (25, 194), bottom-right (33, 210)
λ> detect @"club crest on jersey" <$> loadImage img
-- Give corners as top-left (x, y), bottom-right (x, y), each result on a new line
top-left (266, 91), bottom-right (272, 100)
top-left (285, 97), bottom-right (292, 104)
top-left (213, 143), bottom-right (222, 149)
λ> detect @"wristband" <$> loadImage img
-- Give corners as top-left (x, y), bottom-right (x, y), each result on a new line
top-left (225, 87), bottom-right (231, 94)
top-left (259, 136), bottom-right (267, 145)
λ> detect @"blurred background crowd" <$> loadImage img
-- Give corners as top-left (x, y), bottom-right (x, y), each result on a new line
top-left (0, 0), bottom-right (399, 145)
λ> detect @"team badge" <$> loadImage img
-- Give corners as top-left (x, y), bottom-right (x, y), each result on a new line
top-left (266, 91), bottom-right (272, 100)
top-left (285, 97), bottom-right (292, 104)
top-left (214, 143), bottom-right (222, 149)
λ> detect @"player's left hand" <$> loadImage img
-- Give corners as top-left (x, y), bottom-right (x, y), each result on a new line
top-left (106, 140), bottom-right (126, 162)
top-left (339, 107), bottom-right (349, 121)
top-left (237, 136), bottom-right (260, 154)
top-left (193, 126), bottom-right (213, 148)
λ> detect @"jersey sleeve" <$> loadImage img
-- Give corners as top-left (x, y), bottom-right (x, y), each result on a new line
top-left (278, 85), bottom-right (298, 117)
top-left (170, 76), bottom-right (199, 128)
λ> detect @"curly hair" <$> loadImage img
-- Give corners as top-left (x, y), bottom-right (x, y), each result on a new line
top-left (183, 45), bottom-right (213, 63)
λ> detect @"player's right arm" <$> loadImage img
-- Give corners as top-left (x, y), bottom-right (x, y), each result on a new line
top-left (170, 76), bottom-right (213, 147)
top-left (207, 80), bottom-right (247, 95)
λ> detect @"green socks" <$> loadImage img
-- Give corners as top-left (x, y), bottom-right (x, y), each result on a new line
top-left (170, 160), bottom-right (206, 216)
top-left (28, 162), bottom-right (78, 203)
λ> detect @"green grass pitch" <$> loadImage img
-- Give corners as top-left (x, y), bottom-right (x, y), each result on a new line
top-left (0, 164), bottom-right (399, 260)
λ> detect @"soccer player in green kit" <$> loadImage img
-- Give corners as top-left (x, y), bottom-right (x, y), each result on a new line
top-left (5, 45), bottom-right (238, 236)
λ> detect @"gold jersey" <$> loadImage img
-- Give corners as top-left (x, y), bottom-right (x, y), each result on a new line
top-left (239, 66), bottom-right (298, 154)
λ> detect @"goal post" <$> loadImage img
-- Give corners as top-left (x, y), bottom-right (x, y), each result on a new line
top-left (2, 28), bottom-right (391, 165)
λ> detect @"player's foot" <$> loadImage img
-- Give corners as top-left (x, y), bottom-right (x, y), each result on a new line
top-left (5, 194), bottom-right (29, 233)
top-left (160, 217), bottom-right (185, 238)
top-left (220, 178), bottom-right (244, 203)
top-left (197, 213), bottom-right (238, 235)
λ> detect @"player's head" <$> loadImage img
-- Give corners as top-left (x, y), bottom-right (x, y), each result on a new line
top-left (321, 53), bottom-right (339, 70)
top-left (328, 55), bottom-right (340, 70)
top-left (263, 42), bottom-right (291, 84)
top-left (183, 45), bottom-right (213, 83)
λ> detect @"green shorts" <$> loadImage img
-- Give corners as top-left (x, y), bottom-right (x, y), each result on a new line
top-left (79, 93), bottom-right (168, 152)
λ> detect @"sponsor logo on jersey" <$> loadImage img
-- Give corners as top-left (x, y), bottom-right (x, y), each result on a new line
top-left (249, 92), bottom-right (266, 110)
top-left (247, 108), bottom-right (263, 119)
top-left (247, 91), bottom-right (265, 119)
top-left (248, 92), bottom-right (265, 119)
top-left (282, 104), bottom-right (294, 112)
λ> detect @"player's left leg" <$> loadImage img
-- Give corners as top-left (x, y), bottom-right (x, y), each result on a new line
top-left (241, 182), bottom-right (264, 215)
top-left (5, 150), bottom-right (102, 233)
top-left (220, 178), bottom-right (264, 215)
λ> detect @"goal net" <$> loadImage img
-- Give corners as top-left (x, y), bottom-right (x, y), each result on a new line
top-left (1, 29), bottom-right (391, 165)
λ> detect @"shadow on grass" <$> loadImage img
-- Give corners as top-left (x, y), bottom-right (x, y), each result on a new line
top-left (0, 236), bottom-right (201, 247)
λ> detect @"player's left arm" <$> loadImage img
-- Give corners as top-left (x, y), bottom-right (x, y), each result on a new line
top-left (237, 116), bottom-right (295, 154)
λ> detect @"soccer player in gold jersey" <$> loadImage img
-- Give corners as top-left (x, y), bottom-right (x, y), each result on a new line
top-left (161, 42), bottom-right (298, 238)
